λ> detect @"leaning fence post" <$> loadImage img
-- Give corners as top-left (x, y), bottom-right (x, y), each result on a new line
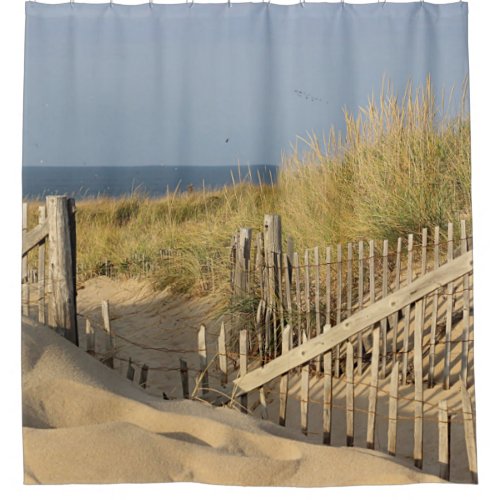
top-left (46, 195), bottom-right (78, 346)
top-left (101, 300), bottom-right (114, 369)
top-left (85, 318), bottom-right (95, 357)
top-left (198, 324), bottom-right (209, 395)
top-left (218, 322), bottom-right (228, 386)
top-left (180, 358), bottom-right (189, 398)
top-left (139, 364), bottom-right (149, 389)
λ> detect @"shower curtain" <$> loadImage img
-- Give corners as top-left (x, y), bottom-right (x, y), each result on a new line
top-left (22, 1), bottom-right (474, 487)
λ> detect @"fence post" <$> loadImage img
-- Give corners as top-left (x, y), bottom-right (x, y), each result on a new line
top-left (346, 341), bottom-right (354, 447)
top-left (460, 378), bottom-right (478, 483)
top-left (413, 300), bottom-right (424, 469)
top-left (387, 360), bottom-right (399, 456)
top-left (279, 325), bottom-right (291, 426)
top-left (179, 358), bottom-right (189, 398)
top-left (126, 358), bottom-right (135, 382)
top-left (101, 300), bottom-right (114, 368)
top-left (218, 322), bottom-right (228, 386)
top-left (443, 223), bottom-right (454, 390)
top-left (460, 220), bottom-right (471, 387)
top-left (37, 205), bottom-right (47, 324)
top-left (198, 324), bottom-right (209, 395)
top-left (402, 234), bottom-right (413, 385)
top-left (234, 228), bottom-right (253, 297)
top-left (239, 330), bottom-right (248, 413)
top-left (428, 226), bottom-right (440, 388)
top-left (139, 364), bottom-right (149, 389)
top-left (85, 318), bottom-right (95, 357)
top-left (46, 195), bottom-right (78, 345)
top-left (263, 214), bottom-right (282, 302)
top-left (22, 202), bottom-right (29, 316)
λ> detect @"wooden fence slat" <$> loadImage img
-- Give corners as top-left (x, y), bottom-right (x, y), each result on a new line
top-left (256, 232), bottom-right (265, 299)
top-left (413, 300), bottom-right (424, 469)
top-left (387, 360), bottom-right (399, 456)
top-left (444, 223), bottom-right (454, 390)
top-left (402, 234), bottom-right (413, 385)
top-left (326, 246), bottom-right (332, 326)
top-left (347, 243), bottom-right (353, 318)
top-left (233, 252), bottom-right (473, 395)
top-left (391, 237), bottom-right (402, 364)
top-left (323, 348), bottom-right (333, 444)
top-left (101, 300), bottom-right (114, 369)
top-left (279, 326), bottom-right (291, 426)
top-left (234, 228), bottom-right (253, 297)
top-left (304, 250), bottom-right (311, 341)
top-left (139, 364), bottom-right (149, 389)
top-left (300, 332), bottom-right (309, 435)
top-left (239, 330), bottom-right (248, 412)
top-left (259, 386), bottom-right (268, 419)
top-left (460, 378), bottom-right (478, 483)
top-left (218, 322), bottom-right (228, 386)
top-left (198, 324), bottom-right (209, 395)
top-left (180, 358), bottom-right (189, 398)
top-left (22, 202), bottom-right (29, 316)
top-left (357, 241), bottom-right (364, 375)
top-left (85, 318), bottom-right (95, 357)
top-left (366, 325), bottom-right (380, 450)
top-left (438, 400), bottom-right (451, 481)
top-left (460, 220), bottom-right (471, 387)
top-left (126, 357), bottom-right (135, 382)
top-left (294, 252), bottom-right (302, 347)
top-left (314, 246), bottom-right (321, 337)
top-left (428, 226), bottom-right (441, 388)
top-left (284, 251), bottom-right (293, 341)
top-left (381, 240), bottom-right (389, 377)
top-left (421, 227), bottom-right (428, 277)
top-left (335, 244), bottom-right (342, 377)
top-left (346, 341), bottom-right (354, 447)
top-left (277, 251), bottom-right (285, 347)
top-left (37, 206), bottom-right (46, 324)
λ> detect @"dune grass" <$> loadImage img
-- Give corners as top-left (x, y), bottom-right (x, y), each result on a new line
top-left (26, 79), bottom-right (471, 303)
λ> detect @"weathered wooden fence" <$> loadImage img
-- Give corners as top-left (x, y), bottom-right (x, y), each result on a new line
top-left (22, 196), bottom-right (78, 345)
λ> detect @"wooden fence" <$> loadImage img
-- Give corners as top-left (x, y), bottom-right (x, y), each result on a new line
top-left (22, 196), bottom-right (78, 345)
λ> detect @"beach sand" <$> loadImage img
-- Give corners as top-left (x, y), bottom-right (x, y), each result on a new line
top-left (22, 276), bottom-right (472, 485)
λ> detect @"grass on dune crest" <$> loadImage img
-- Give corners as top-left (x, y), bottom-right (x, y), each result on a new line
top-left (26, 79), bottom-right (471, 302)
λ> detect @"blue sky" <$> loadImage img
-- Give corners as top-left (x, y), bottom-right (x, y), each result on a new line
top-left (23, 2), bottom-right (469, 167)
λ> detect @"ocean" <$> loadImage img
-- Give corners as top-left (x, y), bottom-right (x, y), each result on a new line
top-left (22, 165), bottom-right (278, 199)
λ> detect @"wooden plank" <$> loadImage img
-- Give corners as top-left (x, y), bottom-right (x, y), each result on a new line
top-left (300, 349), bottom-right (310, 435)
top-left (460, 220), bottom-right (471, 387)
top-left (234, 228), bottom-right (253, 297)
top-left (198, 324), bottom-right (209, 395)
top-left (139, 364), bottom-right (149, 389)
top-left (391, 237), bottom-right (402, 364)
top-left (402, 234), bottom-right (414, 385)
top-left (255, 232), bottom-right (265, 300)
top-left (335, 244), bottom-right (342, 377)
top-left (381, 240), bottom-right (389, 377)
top-left (314, 246), bottom-right (321, 338)
top-left (233, 251), bottom-right (472, 394)
top-left (287, 236), bottom-right (295, 285)
top-left (347, 243), bottom-right (353, 318)
top-left (357, 240), bottom-right (365, 375)
top-left (421, 227), bottom-right (428, 277)
top-left (428, 226), bottom-right (440, 388)
top-left (218, 322), bottom-right (228, 386)
top-left (323, 346), bottom-right (333, 444)
top-left (126, 358), bottom-right (135, 382)
top-left (366, 325), bottom-right (380, 450)
top-left (46, 196), bottom-right (78, 345)
top-left (239, 330), bottom-right (248, 412)
top-left (346, 341), bottom-right (354, 446)
top-left (284, 250), bottom-right (293, 340)
top-left (443, 223), bottom-right (454, 390)
top-left (460, 379), bottom-right (478, 483)
top-left (277, 251), bottom-right (285, 341)
top-left (294, 252), bottom-right (302, 346)
top-left (279, 326), bottom-right (291, 426)
top-left (326, 246), bottom-right (332, 326)
top-left (101, 300), bottom-right (114, 369)
top-left (263, 214), bottom-right (282, 306)
top-left (259, 386), bottom-right (268, 419)
top-left (37, 206), bottom-right (46, 324)
top-left (413, 300), bottom-right (424, 469)
top-left (22, 202), bottom-right (29, 316)
top-left (438, 400), bottom-right (451, 481)
top-left (387, 360), bottom-right (399, 456)
top-left (304, 249), bottom-right (311, 340)
top-left (180, 358), bottom-right (189, 398)
top-left (85, 318), bottom-right (95, 357)
top-left (256, 299), bottom-right (265, 362)
top-left (22, 219), bottom-right (49, 257)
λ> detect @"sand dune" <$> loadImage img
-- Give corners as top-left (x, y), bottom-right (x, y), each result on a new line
top-left (22, 317), bottom-right (440, 486)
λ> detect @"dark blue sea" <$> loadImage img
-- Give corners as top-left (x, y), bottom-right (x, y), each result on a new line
top-left (22, 165), bottom-right (278, 199)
